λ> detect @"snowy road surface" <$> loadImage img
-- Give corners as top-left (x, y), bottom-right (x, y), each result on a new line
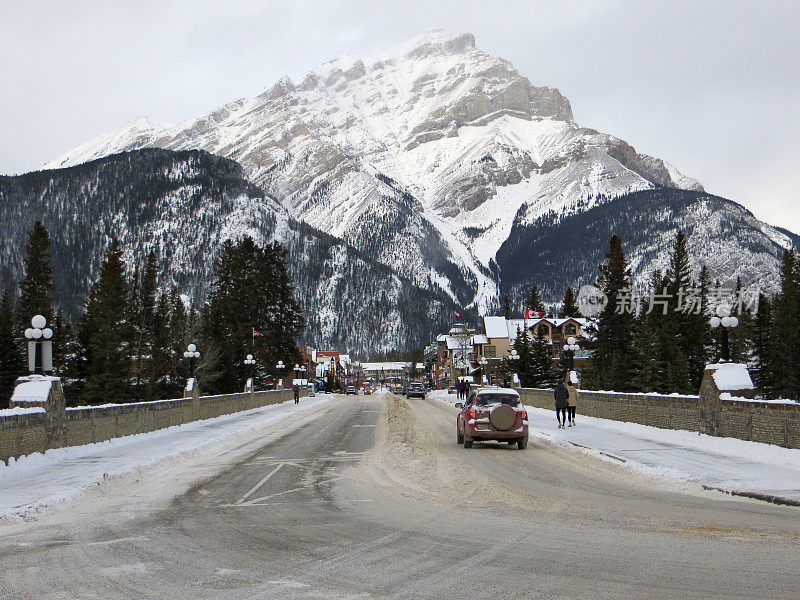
top-left (431, 390), bottom-right (800, 501)
top-left (1, 391), bottom-right (799, 599)
top-left (0, 394), bottom-right (334, 520)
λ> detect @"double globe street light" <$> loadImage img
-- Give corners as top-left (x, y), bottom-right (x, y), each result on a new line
top-left (276, 360), bottom-right (285, 388)
top-left (183, 343), bottom-right (200, 378)
top-left (710, 305), bottom-right (739, 362)
top-left (478, 356), bottom-right (488, 384)
top-left (563, 336), bottom-right (580, 371)
top-left (24, 314), bottom-right (54, 374)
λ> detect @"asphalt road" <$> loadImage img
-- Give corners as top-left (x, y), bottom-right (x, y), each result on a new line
top-left (1, 392), bottom-right (799, 600)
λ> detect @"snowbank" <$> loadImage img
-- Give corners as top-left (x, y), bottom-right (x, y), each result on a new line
top-left (429, 389), bottom-right (800, 500)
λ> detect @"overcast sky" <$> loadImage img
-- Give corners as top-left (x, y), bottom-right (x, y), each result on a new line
top-left (2, 1), bottom-right (798, 232)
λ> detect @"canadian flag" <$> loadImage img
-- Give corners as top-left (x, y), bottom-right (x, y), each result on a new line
top-left (253, 329), bottom-right (264, 337)
top-left (524, 309), bottom-right (543, 319)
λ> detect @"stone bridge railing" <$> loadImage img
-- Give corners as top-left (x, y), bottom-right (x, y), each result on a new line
top-left (1, 377), bottom-right (303, 463)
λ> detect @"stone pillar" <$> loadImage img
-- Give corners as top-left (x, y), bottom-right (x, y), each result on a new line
top-left (698, 363), bottom-right (755, 436)
top-left (10, 374), bottom-right (66, 449)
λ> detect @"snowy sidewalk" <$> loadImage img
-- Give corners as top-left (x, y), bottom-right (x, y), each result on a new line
top-left (429, 390), bottom-right (800, 503)
top-left (0, 394), bottom-right (333, 521)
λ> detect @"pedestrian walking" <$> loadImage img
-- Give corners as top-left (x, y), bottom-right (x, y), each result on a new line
top-left (566, 379), bottom-right (578, 426)
top-left (554, 381), bottom-right (569, 428)
top-left (293, 383), bottom-right (300, 404)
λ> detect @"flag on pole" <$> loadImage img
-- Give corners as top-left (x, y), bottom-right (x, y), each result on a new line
top-left (524, 309), bottom-right (543, 319)
top-left (253, 328), bottom-right (264, 337)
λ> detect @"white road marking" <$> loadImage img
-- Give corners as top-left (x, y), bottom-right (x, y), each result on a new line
top-left (236, 461), bottom-right (302, 505)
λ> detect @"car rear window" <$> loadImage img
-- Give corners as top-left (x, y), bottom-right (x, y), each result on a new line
top-left (475, 394), bottom-right (520, 407)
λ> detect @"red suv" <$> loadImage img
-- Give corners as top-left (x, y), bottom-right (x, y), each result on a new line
top-left (456, 387), bottom-right (528, 449)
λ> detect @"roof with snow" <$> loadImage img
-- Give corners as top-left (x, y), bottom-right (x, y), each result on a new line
top-left (484, 316), bottom-right (509, 339)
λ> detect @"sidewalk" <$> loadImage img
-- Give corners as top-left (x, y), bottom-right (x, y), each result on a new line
top-left (0, 394), bottom-right (333, 521)
top-left (429, 390), bottom-right (800, 503)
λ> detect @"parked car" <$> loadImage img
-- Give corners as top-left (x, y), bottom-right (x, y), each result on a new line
top-left (447, 385), bottom-right (457, 394)
top-left (455, 387), bottom-right (528, 449)
top-left (346, 385), bottom-right (357, 395)
top-left (406, 382), bottom-right (426, 399)
top-left (307, 385), bottom-right (316, 397)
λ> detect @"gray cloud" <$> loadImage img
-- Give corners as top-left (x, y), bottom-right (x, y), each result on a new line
top-left (2, 0), bottom-right (798, 232)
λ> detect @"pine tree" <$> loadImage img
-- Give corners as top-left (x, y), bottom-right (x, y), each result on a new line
top-left (510, 326), bottom-right (533, 387)
top-left (726, 276), bottom-right (757, 368)
top-left (585, 235), bottom-right (635, 391)
top-left (0, 292), bottom-right (23, 407)
top-left (503, 296), bottom-right (512, 320)
top-left (630, 319), bottom-right (664, 393)
top-left (526, 285), bottom-right (545, 314)
top-left (769, 250), bottom-right (800, 398)
top-left (529, 331), bottom-right (556, 387)
top-left (559, 286), bottom-right (579, 318)
top-left (751, 292), bottom-right (774, 395)
top-left (17, 221), bottom-right (54, 327)
top-left (79, 238), bottom-right (133, 404)
top-left (202, 237), bottom-right (305, 394)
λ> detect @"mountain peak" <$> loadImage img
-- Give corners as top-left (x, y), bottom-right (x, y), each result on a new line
top-left (375, 29), bottom-right (477, 61)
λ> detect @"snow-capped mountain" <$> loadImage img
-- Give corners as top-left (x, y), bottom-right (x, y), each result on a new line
top-left (43, 30), bottom-right (793, 314)
top-left (1, 149), bottom-right (462, 353)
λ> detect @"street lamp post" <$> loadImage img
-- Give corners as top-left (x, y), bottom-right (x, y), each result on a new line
top-left (244, 354), bottom-right (256, 391)
top-left (294, 363), bottom-right (302, 385)
top-left (508, 349), bottom-right (520, 387)
top-left (562, 337), bottom-right (580, 372)
top-left (275, 360), bottom-right (285, 389)
top-left (709, 305), bottom-right (739, 362)
top-left (183, 343), bottom-right (200, 378)
top-left (479, 356), bottom-right (488, 384)
top-left (24, 315), bottom-right (54, 374)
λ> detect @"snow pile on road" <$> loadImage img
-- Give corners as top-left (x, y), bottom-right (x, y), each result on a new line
top-left (428, 389), bottom-right (800, 500)
top-left (0, 395), bottom-right (332, 522)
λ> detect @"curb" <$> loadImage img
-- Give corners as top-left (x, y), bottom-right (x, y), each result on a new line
top-left (701, 485), bottom-right (800, 507)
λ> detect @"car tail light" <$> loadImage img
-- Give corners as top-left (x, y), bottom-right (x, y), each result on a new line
top-left (469, 407), bottom-right (477, 418)
top-left (519, 410), bottom-right (528, 420)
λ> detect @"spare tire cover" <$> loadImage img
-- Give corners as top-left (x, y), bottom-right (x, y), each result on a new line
top-left (489, 404), bottom-right (516, 431)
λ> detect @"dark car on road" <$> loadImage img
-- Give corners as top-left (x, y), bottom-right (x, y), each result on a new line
top-left (455, 387), bottom-right (528, 449)
top-left (406, 382), bottom-right (426, 399)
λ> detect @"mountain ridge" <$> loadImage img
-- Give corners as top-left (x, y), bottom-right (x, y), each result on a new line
top-left (38, 30), bottom-right (793, 314)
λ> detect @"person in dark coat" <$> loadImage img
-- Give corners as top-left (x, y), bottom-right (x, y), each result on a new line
top-left (554, 382), bottom-right (569, 429)
top-left (293, 384), bottom-right (300, 404)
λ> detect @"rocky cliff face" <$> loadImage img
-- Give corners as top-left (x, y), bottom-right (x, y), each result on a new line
top-left (41, 30), bottom-right (793, 316)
